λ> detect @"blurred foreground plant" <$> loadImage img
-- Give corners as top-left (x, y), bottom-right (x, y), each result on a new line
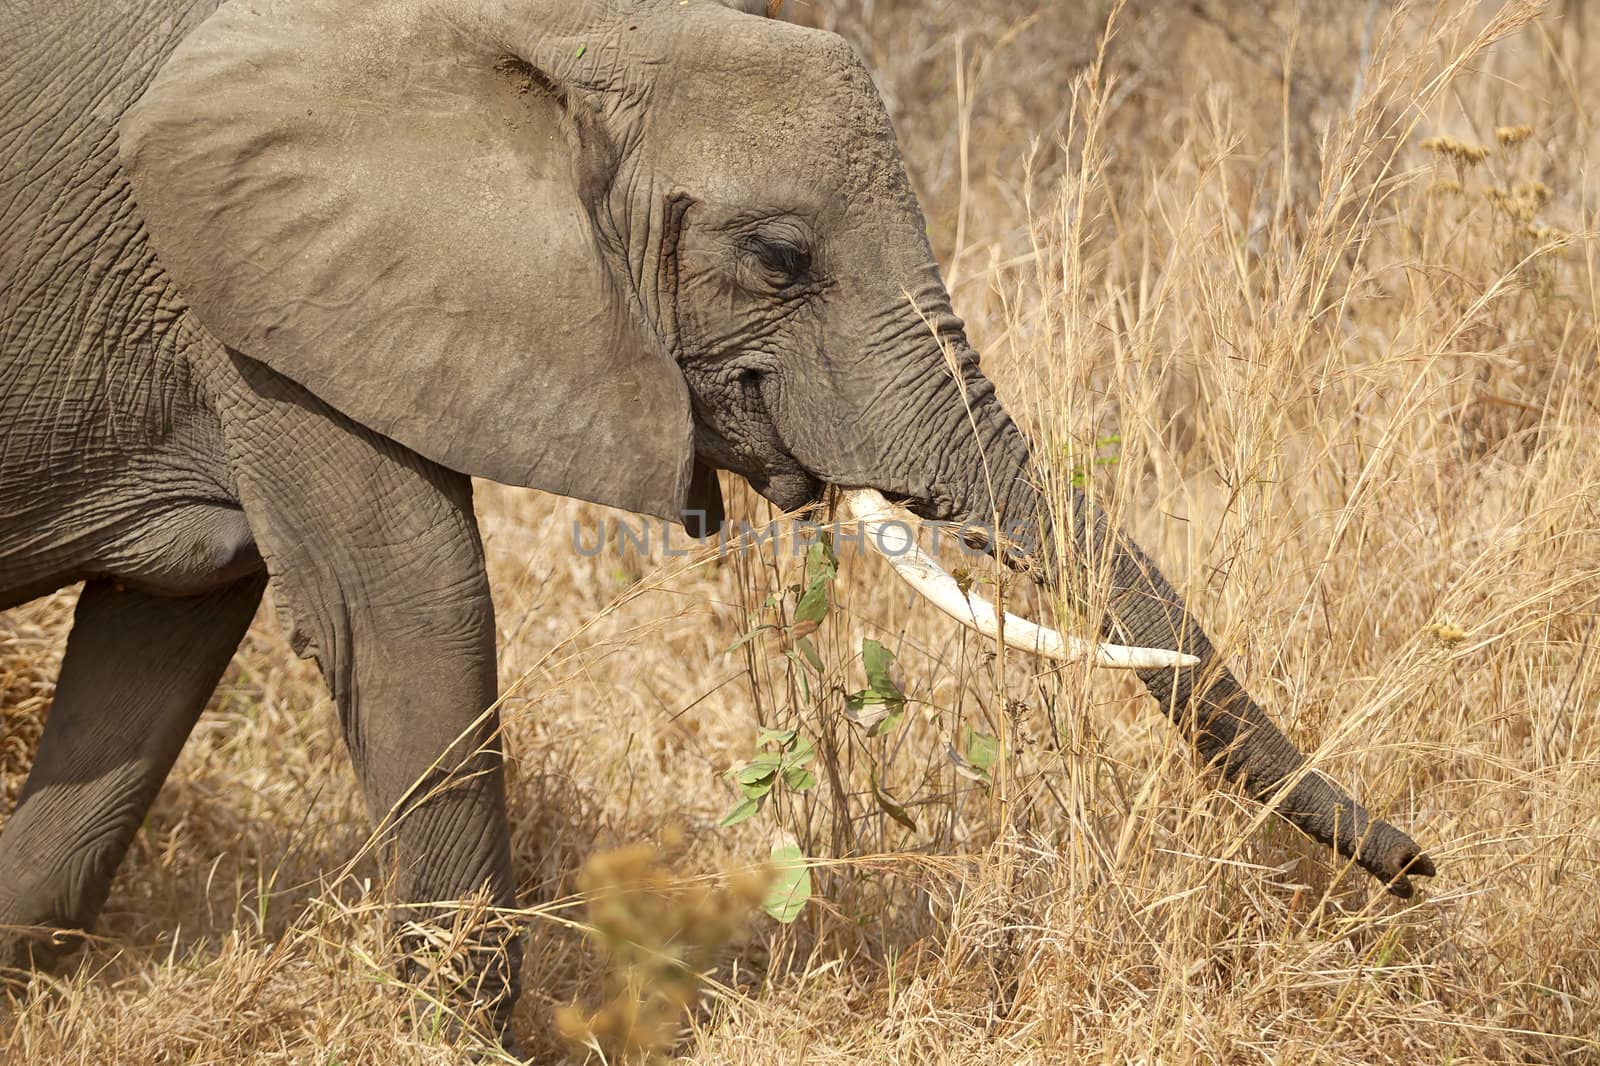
top-left (554, 831), bottom-right (769, 1063)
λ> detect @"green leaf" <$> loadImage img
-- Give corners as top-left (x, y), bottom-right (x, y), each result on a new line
top-left (720, 796), bottom-right (762, 827)
top-left (870, 770), bottom-right (917, 832)
top-left (782, 765), bottom-right (817, 792)
top-left (845, 691), bottom-right (905, 737)
top-left (804, 536), bottom-right (838, 585)
top-left (794, 636), bottom-right (824, 674)
top-left (848, 641), bottom-right (906, 737)
top-left (784, 651), bottom-right (813, 704)
top-left (793, 580), bottom-right (828, 627)
top-left (732, 752), bottom-right (781, 797)
top-left (965, 728), bottom-right (1000, 774)
top-left (786, 736), bottom-right (815, 766)
top-left (947, 742), bottom-right (990, 785)
top-left (844, 690), bottom-right (885, 720)
top-left (724, 623), bottom-right (772, 655)
top-left (757, 727), bottom-right (797, 749)
top-left (861, 639), bottom-right (900, 697)
top-left (868, 705), bottom-right (905, 738)
top-left (732, 752), bottom-right (782, 781)
top-left (763, 844), bottom-right (811, 923)
top-left (738, 774), bottom-right (776, 800)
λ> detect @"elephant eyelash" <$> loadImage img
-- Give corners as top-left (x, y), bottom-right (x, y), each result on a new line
top-left (753, 238), bottom-right (810, 280)
top-left (736, 233), bottom-right (813, 293)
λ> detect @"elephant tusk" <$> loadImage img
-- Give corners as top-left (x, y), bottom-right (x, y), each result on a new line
top-left (839, 488), bottom-right (1200, 671)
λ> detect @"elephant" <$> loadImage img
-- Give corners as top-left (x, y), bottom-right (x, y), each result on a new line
top-left (0, 0), bottom-right (1435, 1050)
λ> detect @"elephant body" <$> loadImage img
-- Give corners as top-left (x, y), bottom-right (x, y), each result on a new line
top-left (3, 0), bottom-right (520, 1025)
top-left (0, 0), bottom-right (1432, 1051)
top-left (2, 0), bottom-right (236, 605)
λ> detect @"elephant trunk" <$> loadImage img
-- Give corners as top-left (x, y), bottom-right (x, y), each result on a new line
top-left (1058, 490), bottom-right (1434, 895)
top-left (900, 361), bottom-right (1434, 896)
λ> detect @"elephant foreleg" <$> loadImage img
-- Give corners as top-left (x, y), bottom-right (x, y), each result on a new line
top-left (214, 355), bottom-right (520, 1046)
top-left (0, 573), bottom-right (265, 972)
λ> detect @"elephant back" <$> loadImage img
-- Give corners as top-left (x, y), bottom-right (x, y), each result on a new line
top-left (0, 0), bottom-right (232, 519)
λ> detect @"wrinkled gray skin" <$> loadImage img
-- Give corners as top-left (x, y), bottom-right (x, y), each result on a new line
top-left (0, 0), bottom-right (1433, 1050)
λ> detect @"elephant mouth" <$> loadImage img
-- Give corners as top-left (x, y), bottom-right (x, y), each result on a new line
top-left (751, 465), bottom-right (823, 513)
top-left (688, 366), bottom-right (823, 515)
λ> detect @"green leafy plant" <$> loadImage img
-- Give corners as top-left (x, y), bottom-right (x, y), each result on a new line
top-left (948, 725), bottom-right (1000, 786)
top-left (717, 538), bottom-right (839, 923)
top-left (719, 727), bottom-right (816, 829)
top-left (762, 842), bottom-right (812, 924)
top-left (844, 638), bottom-right (905, 736)
top-left (719, 530), bottom-right (1003, 923)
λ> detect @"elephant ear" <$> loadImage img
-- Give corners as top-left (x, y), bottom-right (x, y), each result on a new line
top-left (120, 0), bottom-right (697, 522)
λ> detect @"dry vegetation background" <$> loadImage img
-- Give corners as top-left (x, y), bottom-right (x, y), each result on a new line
top-left (4, 0), bottom-right (1600, 1061)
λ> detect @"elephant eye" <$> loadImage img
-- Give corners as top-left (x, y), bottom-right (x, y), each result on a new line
top-left (743, 234), bottom-right (812, 291)
top-left (757, 238), bottom-right (809, 278)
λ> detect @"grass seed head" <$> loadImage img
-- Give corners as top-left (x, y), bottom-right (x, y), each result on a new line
top-left (1422, 133), bottom-right (1492, 165)
top-left (1495, 123), bottom-right (1534, 146)
top-left (1513, 178), bottom-right (1553, 204)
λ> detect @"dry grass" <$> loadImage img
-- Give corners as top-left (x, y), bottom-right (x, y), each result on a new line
top-left (5, 0), bottom-right (1600, 1061)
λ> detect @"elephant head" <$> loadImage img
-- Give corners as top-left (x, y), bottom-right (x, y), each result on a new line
top-left (120, 0), bottom-right (1433, 894)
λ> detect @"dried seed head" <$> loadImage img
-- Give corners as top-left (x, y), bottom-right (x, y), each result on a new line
top-left (1495, 124), bottom-right (1533, 146)
top-left (1524, 222), bottom-right (1569, 243)
top-left (1484, 186), bottom-right (1538, 222)
top-left (1422, 135), bottom-right (1491, 166)
top-left (1514, 179), bottom-right (1553, 205)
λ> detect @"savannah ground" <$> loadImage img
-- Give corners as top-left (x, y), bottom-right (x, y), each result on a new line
top-left (3, 0), bottom-right (1598, 1061)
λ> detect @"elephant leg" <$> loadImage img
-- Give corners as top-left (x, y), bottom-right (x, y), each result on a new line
top-left (0, 574), bottom-right (265, 972)
top-left (214, 358), bottom-right (519, 1044)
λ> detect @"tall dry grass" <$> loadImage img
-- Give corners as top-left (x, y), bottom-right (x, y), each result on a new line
top-left (3, 0), bottom-right (1598, 1062)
